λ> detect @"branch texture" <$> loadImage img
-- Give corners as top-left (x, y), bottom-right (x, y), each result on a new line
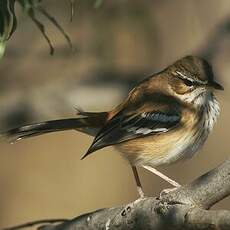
top-left (40, 158), bottom-right (230, 230)
top-left (3, 158), bottom-right (230, 230)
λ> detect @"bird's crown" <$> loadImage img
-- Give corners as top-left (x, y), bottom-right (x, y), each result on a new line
top-left (170, 56), bottom-right (213, 83)
top-left (168, 56), bottom-right (223, 90)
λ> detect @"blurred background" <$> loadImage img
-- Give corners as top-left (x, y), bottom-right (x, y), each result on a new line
top-left (0, 0), bottom-right (230, 228)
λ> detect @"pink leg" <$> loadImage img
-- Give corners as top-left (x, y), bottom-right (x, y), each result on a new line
top-left (143, 165), bottom-right (181, 187)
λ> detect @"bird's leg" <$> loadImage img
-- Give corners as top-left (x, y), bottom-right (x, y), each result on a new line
top-left (142, 165), bottom-right (181, 188)
top-left (131, 166), bottom-right (145, 198)
top-left (118, 167), bottom-right (145, 219)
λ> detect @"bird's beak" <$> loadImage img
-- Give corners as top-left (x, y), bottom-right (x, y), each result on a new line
top-left (208, 81), bottom-right (224, 91)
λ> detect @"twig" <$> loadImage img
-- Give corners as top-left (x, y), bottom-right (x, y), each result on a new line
top-left (2, 219), bottom-right (68, 230)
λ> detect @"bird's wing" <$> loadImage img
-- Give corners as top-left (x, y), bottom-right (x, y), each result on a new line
top-left (82, 106), bottom-right (181, 159)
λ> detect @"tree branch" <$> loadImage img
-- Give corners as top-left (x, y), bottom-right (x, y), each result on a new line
top-left (165, 158), bottom-right (230, 209)
top-left (3, 158), bottom-right (230, 230)
top-left (39, 200), bottom-right (230, 230)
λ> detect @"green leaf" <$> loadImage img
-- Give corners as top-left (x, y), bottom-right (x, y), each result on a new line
top-left (0, 0), bottom-right (17, 42)
top-left (0, 42), bottom-right (6, 59)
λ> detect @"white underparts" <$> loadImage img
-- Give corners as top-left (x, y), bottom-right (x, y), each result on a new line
top-left (174, 93), bottom-right (219, 161)
top-left (142, 93), bottom-right (220, 166)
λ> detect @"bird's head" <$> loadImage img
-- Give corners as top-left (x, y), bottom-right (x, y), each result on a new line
top-left (165, 56), bottom-right (223, 107)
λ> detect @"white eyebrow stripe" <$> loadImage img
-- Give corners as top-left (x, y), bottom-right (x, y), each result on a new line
top-left (175, 71), bottom-right (195, 82)
top-left (175, 71), bottom-right (207, 85)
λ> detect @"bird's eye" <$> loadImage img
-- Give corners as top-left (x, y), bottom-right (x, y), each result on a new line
top-left (174, 71), bottom-right (195, 87)
top-left (182, 78), bottom-right (194, 87)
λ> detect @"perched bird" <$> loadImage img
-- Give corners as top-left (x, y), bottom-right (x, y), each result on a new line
top-left (4, 56), bottom-right (223, 197)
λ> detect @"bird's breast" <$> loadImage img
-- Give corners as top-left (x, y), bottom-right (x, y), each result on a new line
top-left (116, 124), bottom-right (202, 167)
top-left (116, 99), bottom-right (219, 167)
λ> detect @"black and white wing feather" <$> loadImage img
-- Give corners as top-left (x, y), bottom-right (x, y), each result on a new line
top-left (82, 110), bottom-right (181, 159)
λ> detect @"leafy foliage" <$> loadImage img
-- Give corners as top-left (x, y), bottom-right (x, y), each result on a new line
top-left (0, 0), bottom-right (75, 57)
top-left (0, 0), bottom-right (104, 58)
top-left (17, 0), bottom-right (73, 55)
top-left (0, 0), bottom-right (17, 58)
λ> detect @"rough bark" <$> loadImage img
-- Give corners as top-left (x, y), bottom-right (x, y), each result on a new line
top-left (35, 158), bottom-right (230, 230)
top-left (2, 158), bottom-right (230, 230)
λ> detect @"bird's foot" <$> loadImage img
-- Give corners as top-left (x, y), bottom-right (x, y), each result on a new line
top-left (137, 185), bottom-right (145, 199)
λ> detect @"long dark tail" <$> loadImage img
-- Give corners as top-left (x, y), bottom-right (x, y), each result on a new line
top-left (4, 112), bottom-right (108, 142)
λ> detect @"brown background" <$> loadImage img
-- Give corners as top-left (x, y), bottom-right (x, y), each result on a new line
top-left (0, 0), bottom-right (230, 228)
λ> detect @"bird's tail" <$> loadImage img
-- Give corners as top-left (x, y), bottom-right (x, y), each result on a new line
top-left (3, 111), bottom-right (108, 142)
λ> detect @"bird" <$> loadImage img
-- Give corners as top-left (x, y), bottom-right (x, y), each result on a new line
top-left (4, 56), bottom-right (223, 198)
